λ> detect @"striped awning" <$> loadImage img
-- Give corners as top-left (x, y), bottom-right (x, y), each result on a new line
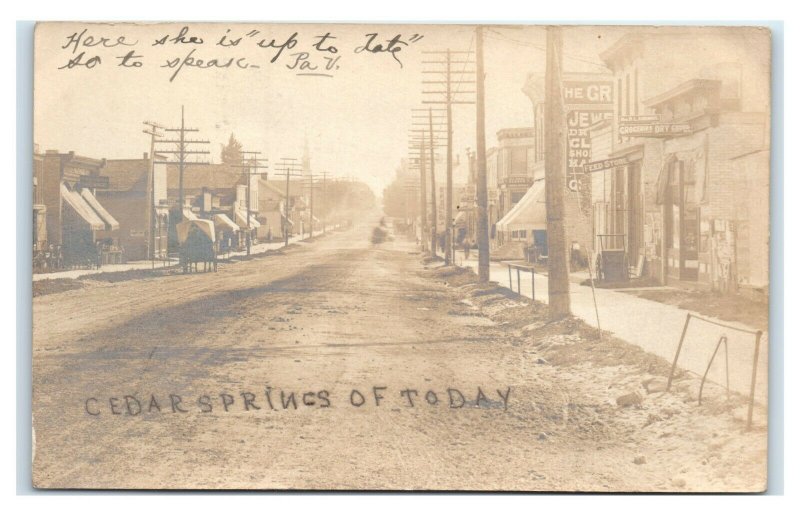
top-left (80, 189), bottom-right (119, 230)
top-left (496, 180), bottom-right (547, 232)
top-left (60, 184), bottom-right (105, 230)
top-left (212, 213), bottom-right (240, 233)
top-left (235, 209), bottom-right (261, 228)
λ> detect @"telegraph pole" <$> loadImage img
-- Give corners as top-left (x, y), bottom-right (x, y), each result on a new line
top-left (277, 158), bottom-right (303, 247)
top-left (418, 136), bottom-right (428, 252)
top-left (153, 106), bottom-right (210, 221)
top-left (306, 171), bottom-right (315, 238)
top-left (408, 122), bottom-right (444, 252)
top-left (231, 151), bottom-right (268, 255)
top-left (422, 48), bottom-right (475, 265)
top-left (321, 171), bottom-right (327, 235)
top-left (143, 120), bottom-right (164, 266)
top-left (474, 26), bottom-right (491, 283)
top-left (411, 107), bottom-right (446, 257)
top-left (429, 108), bottom-right (439, 257)
top-left (544, 26), bottom-right (571, 318)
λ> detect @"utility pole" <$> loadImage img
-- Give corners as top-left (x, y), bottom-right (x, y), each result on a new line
top-left (474, 26), bottom-right (491, 283)
top-left (276, 158), bottom-right (303, 247)
top-left (411, 107), bottom-right (446, 257)
top-left (153, 106), bottom-right (210, 222)
top-left (418, 136), bottom-right (428, 252)
top-left (544, 26), bottom-right (571, 318)
top-left (429, 108), bottom-right (438, 257)
top-left (231, 151), bottom-right (268, 255)
top-left (306, 170), bottom-right (315, 238)
top-left (321, 171), bottom-right (327, 235)
top-left (408, 123), bottom-right (444, 252)
top-left (143, 120), bottom-right (165, 266)
top-left (422, 48), bottom-right (475, 265)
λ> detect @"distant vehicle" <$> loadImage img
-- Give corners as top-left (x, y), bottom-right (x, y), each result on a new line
top-left (177, 219), bottom-right (217, 273)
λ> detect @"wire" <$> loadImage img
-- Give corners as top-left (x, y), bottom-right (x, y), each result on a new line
top-left (484, 30), bottom-right (609, 70)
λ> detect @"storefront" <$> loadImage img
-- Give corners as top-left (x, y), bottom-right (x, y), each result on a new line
top-left (212, 213), bottom-right (241, 253)
top-left (234, 207), bottom-right (261, 245)
top-left (59, 183), bottom-right (120, 267)
top-left (495, 180), bottom-right (547, 261)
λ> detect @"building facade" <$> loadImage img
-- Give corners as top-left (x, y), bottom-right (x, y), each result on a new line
top-left (590, 29), bottom-right (770, 291)
top-left (97, 154), bottom-right (169, 261)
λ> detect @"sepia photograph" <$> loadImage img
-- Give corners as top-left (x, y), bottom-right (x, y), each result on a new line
top-left (28, 21), bottom-right (773, 492)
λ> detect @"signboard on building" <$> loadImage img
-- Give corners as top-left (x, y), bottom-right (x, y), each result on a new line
top-left (78, 175), bottom-right (109, 189)
top-left (503, 175), bottom-right (534, 187)
top-left (563, 75), bottom-right (614, 194)
top-left (562, 80), bottom-right (613, 109)
top-left (584, 156), bottom-right (631, 173)
top-left (566, 110), bottom-right (612, 191)
top-left (619, 114), bottom-right (661, 123)
top-left (618, 122), bottom-right (693, 137)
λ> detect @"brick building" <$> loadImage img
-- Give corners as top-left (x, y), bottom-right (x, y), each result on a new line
top-left (37, 150), bottom-right (120, 267)
top-left (96, 154), bottom-right (169, 261)
top-left (589, 28), bottom-right (770, 290)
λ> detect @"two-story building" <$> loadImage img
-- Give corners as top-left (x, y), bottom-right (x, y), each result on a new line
top-left (590, 28), bottom-right (770, 291)
top-left (37, 149), bottom-right (120, 267)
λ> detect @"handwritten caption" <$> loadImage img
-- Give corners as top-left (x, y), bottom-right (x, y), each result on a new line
top-left (57, 26), bottom-right (425, 81)
top-left (84, 385), bottom-right (512, 416)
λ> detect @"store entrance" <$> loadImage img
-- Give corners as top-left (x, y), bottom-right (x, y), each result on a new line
top-left (664, 160), bottom-right (699, 281)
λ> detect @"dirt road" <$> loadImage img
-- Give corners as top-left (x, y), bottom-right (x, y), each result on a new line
top-left (32, 220), bottom-right (767, 491)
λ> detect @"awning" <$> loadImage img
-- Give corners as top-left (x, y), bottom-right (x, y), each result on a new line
top-left (176, 219), bottom-right (216, 244)
top-left (453, 211), bottom-right (467, 227)
top-left (182, 208), bottom-right (199, 221)
top-left (496, 180), bottom-right (547, 232)
top-left (60, 184), bottom-right (105, 230)
top-left (235, 209), bottom-right (261, 228)
top-left (80, 189), bottom-right (119, 230)
top-left (212, 213), bottom-right (240, 233)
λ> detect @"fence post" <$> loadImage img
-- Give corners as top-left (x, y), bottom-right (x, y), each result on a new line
top-left (747, 330), bottom-right (763, 431)
top-left (667, 312), bottom-right (693, 391)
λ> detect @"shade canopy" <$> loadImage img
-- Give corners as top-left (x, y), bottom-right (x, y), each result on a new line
top-left (235, 208), bottom-right (261, 228)
top-left (495, 180), bottom-right (547, 232)
top-left (176, 219), bottom-right (216, 244)
top-left (212, 213), bottom-right (240, 233)
top-left (60, 183), bottom-right (105, 230)
top-left (81, 189), bottom-right (119, 230)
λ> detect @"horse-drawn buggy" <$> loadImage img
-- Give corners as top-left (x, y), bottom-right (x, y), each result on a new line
top-left (176, 219), bottom-right (217, 273)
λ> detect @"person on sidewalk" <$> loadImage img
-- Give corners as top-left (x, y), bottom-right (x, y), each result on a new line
top-left (463, 239), bottom-right (470, 261)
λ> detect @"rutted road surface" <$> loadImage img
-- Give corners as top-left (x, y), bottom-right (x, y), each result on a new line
top-left (32, 221), bottom-right (766, 491)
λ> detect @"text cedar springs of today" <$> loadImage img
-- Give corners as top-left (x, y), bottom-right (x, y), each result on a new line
top-left (84, 385), bottom-right (514, 416)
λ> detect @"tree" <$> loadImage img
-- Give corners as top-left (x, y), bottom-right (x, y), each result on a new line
top-left (220, 133), bottom-right (243, 165)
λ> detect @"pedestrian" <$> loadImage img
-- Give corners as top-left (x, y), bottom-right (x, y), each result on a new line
top-left (463, 239), bottom-right (470, 260)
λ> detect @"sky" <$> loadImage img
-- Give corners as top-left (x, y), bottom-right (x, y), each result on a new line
top-left (34, 23), bottom-right (631, 196)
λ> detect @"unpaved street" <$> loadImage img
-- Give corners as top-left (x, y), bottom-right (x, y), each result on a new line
top-left (32, 220), bottom-right (767, 491)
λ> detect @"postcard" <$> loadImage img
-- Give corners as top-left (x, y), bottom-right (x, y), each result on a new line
top-left (31, 22), bottom-right (770, 491)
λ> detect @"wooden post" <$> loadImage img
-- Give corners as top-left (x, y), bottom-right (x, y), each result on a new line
top-left (475, 25), bottom-right (491, 283)
top-left (747, 330), bottom-right (763, 430)
top-left (544, 26), bottom-right (571, 318)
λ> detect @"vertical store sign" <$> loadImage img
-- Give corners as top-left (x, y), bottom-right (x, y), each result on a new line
top-left (562, 78), bottom-right (614, 193)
